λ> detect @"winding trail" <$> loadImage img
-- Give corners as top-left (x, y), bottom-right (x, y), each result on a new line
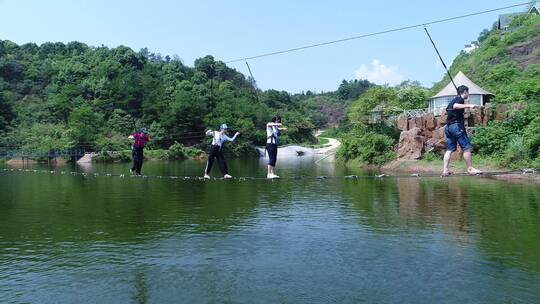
top-left (314, 137), bottom-right (340, 155)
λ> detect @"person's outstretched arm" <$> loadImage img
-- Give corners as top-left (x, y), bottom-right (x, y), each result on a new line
top-left (225, 132), bottom-right (240, 142)
top-left (206, 130), bottom-right (214, 136)
top-left (453, 103), bottom-right (480, 109)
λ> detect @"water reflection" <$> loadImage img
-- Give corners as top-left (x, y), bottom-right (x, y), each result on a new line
top-left (342, 177), bottom-right (540, 271)
top-left (1, 160), bottom-right (539, 303)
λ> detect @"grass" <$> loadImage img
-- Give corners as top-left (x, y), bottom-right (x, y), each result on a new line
top-left (307, 137), bottom-right (331, 148)
top-left (317, 137), bottom-right (329, 145)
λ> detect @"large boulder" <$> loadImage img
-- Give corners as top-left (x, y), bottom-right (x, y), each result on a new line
top-left (397, 114), bottom-right (408, 131)
top-left (437, 111), bottom-right (447, 127)
top-left (494, 104), bottom-right (509, 121)
top-left (424, 113), bottom-right (437, 130)
top-left (398, 127), bottom-right (425, 160)
top-left (472, 108), bottom-right (483, 126)
top-left (424, 128), bottom-right (433, 139)
top-left (482, 104), bottom-right (491, 125)
top-left (408, 116), bottom-right (424, 130)
top-left (427, 127), bottom-right (447, 153)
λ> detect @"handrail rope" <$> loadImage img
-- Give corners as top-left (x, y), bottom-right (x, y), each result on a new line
top-left (0, 168), bottom-right (536, 181)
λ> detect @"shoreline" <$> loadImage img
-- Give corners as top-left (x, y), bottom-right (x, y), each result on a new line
top-left (377, 160), bottom-right (540, 183)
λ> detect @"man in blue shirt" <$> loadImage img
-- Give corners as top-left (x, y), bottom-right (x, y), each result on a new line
top-left (442, 85), bottom-right (482, 176)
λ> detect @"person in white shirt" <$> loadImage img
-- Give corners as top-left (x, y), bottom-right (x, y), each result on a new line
top-left (203, 124), bottom-right (240, 179)
top-left (266, 116), bottom-right (287, 179)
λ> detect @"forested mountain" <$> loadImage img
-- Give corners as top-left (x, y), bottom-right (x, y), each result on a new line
top-left (0, 41), bottom-right (325, 155)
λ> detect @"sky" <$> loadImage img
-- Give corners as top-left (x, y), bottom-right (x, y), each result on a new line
top-left (0, 0), bottom-right (532, 93)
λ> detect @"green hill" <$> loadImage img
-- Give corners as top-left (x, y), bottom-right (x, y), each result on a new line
top-left (337, 11), bottom-right (540, 168)
top-left (437, 12), bottom-right (540, 168)
top-left (433, 13), bottom-right (540, 104)
top-left (0, 42), bottom-right (317, 156)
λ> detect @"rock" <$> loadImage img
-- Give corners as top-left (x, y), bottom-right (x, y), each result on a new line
top-left (494, 104), bottom-right (509, 121)
top-left (450, 146), bottom-right (462, 161)
top-left (398, 127), bottom-right (425, 160)
top-left (512, 102), bottom-right (526, 111)
top-left (397, 114), bottom-right (408, 131)
top-left (427, 127), bottom-right (447, 153)
top-left (465, 115), bottom-right (475, 127)
top-left (409, 117), bottom-right (422, 130)
top-left (424, 113), bottom-right (437, 130)
top-left (424, 128), bottom-right (433, 139)
top-left (472, 108), bottom-right (483, 126)
top-left (482, 104), bottom-right (491, 125)
top-left (408, 116), bottom-right (424, 130)
top-left (437, 111), bottom-right (447, 127)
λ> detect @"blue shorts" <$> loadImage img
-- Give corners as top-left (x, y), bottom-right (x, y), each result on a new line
top-left (445, 123), bottom-right (473, 152)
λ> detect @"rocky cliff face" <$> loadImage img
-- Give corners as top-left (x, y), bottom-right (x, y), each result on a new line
top-left (396, 103), bottom-right (525, 160)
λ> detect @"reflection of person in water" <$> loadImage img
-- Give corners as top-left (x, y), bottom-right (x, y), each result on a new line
top-left (397, 179), bottom-right (468, 233)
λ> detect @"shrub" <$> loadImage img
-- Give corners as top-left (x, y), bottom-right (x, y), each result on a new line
top-left (473, 122), bottom-right (514, 155)
top-left (338, 131), bottom-right (395, 165)
top-left (523, 116), bottom-right (540, 159)
top-left (422, 151), bottom-right (440, 162)
top-left (499, 136), bottom-right (530, 168)
top-left (92, 150), bottom-right (131, 162)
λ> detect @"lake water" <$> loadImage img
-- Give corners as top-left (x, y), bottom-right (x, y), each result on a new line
top-left (1, 158), bottom-right (539, 303)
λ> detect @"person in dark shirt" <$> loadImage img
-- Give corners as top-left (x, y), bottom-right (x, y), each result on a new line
top-left (443, 85), bottom-right (482, 176)
top-left (128, 127), bottom-right (150, 175)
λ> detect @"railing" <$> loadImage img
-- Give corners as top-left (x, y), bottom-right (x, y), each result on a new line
top-left (0, 149), bottom-right (89, 158)
top-left (402, 108), bottom-right (429, 118)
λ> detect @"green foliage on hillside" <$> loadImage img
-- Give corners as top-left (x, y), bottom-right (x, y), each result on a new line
top-left (432, 14), bottom-right (540, 104)
top-left (338, 12), bottom-right (540, 167)
top-left (336, 81), bottom-right (430, 165)
top-left (0, 41), bottom-right (317, 157)
top-left (435, 13), bottom-right (540, 168)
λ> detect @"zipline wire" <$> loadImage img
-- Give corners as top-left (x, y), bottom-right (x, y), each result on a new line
top-left (225, 1), bottom-right (535, 63)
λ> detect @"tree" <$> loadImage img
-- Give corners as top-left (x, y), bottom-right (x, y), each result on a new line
top-left (348, 86), bottom-right (399, 125)
top-left (396, 81), bottom-right (429, 109)
top-left (477, 29), bottom-right (491, 43)
top-left (68, 106), bottom-right (103, 149)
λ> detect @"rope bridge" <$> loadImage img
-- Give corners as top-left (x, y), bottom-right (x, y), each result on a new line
top-left (0, 168), bottom-right (536, 182)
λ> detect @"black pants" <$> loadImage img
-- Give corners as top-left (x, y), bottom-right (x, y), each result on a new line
top-left (132, 147), bottom-right (144, 174)
top-left (205, 145), bottom-right (228, 175)
top-left (266, 143), bottom-right (278, 167)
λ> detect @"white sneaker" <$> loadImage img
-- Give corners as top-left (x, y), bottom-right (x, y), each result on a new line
top-left (203, 174), bottom-right (211, 179)
top-left (267, 174), bottom-right (280, 179)
top-left (223, 174), bottom-right (233, 179)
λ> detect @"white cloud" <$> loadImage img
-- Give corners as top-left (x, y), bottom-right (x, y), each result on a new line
top-left (354, 59), bottom-right (405, 86)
